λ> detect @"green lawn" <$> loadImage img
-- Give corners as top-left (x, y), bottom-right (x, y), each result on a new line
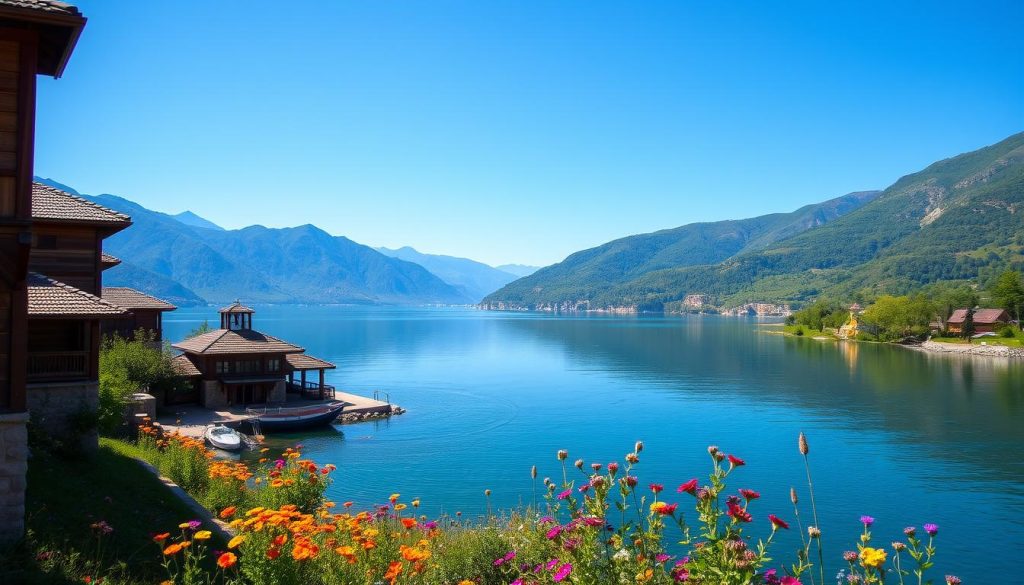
top-left (931, 335), bottom-right (1023, 347)
top-left (0, 438), bottom-right (210, 585)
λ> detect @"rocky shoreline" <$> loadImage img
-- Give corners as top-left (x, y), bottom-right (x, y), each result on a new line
top-left (336, 405), bottom-right (407, 424)
top-left (918, 339), bottom-right (1024, 358)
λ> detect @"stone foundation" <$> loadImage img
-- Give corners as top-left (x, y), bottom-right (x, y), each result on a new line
top-left (0, 412), bottom-right (29, 544)
top-left (269, 380), bottom-right (286, 403)
top-left (201, 380), bottom-right (226, 408)
top-left (26, 380), bottom-right (99, 453)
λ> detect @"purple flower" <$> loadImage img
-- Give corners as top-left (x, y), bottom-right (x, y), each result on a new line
top-left (860, 515), bottom-right (875, 527)
top-left (656, 553), bottom-right (671, 563)
top-left (187, 520), bottom-right (202, 530)
top-left (274, 459), bottom-right (285, 469)
top-left (422, 521), bottom-right (438, 530)
top-left (493, 551), bottom-right (516, 566)
top-left (923, 523), bottom-right (938, 537)
top-left (557, 489), bottom-right (572, 500)
top-left (545, 558), bottom-right (560, 570)
top-left (511, 580), bottom-right (524, 585)
top-left (539, 516), bottom-right (554, 524)
top-left (545, 525), bottom-right (563, 540)
top-left (553, 562), bottom-right (572, 582)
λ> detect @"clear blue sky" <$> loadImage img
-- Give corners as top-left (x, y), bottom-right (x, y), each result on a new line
top-left (34, 1), bottom-right (1024, 267)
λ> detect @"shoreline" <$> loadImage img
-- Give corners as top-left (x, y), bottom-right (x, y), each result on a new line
top-left (770, 329), bottom-right (1024, 359)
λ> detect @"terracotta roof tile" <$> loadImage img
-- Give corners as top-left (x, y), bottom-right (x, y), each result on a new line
top-left (947, 308), bottom-right (1010, 325)
top-left (102, 287), bottom-right (176, 311)
top-left (101, 252), bottom-right (120, 266)
top-left (171, 354), bottom-right (201, 377)
top-left (31, 182), bottom-right (131, 226)
top-left (0, 0), bottom-right (81, 15)
top-left (28, 272), bottom-right (130, 318)
top-left (285, 353), bottom-right (336, 371)
top-left (172, 328), bottom-right (304, 355)
top-left (219, 301), bottom-right (255, 313)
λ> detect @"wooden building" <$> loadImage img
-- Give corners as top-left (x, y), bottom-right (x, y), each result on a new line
top-left (101, 286), bottom-right (176, 341)
top-left (946, 308), bottom-right (1011, 335)
top-left (0, 0), bottom-right (87, 544)
top-left (172, 303), bottom-right (335, 408)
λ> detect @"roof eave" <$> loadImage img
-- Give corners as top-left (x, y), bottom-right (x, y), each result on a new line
top-left (0, 6), bottom-right (87, 78)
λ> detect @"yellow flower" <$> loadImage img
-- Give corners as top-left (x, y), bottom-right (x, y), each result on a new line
top-left (228, 535), bottom-right (246, 549)
top-left (394, 503), bottom-right (407, 511)
top-left (194, 530), bottom-right (212, 541)
top-left (458, 581), bottom-right (474, 585)
top-left (860, 546), bottom-right (888, 569)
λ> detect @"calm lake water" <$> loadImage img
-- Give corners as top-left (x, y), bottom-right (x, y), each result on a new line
top-left (164, 306), bottom-right (1024, 582)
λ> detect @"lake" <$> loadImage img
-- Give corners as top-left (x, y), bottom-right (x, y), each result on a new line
top-left (164, 305), bottom-right (1024, 582)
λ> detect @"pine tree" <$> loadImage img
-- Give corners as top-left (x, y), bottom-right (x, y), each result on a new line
top-left (961, 308), bottom-right (975, 339)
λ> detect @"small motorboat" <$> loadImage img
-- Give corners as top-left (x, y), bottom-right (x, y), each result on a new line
top-left (205, 424), bottom-right (243, 451)
top-left (246, 402), bottom-right (345, 433)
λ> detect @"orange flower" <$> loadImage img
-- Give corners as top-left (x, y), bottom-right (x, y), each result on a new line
top-left (458, 581), bottom-right (475, 585)
top-left (162, 543), bottom-right (183, 556)
top-left (272, 534), bottom-right (288, 546)
top-left (291, 540), bottom-right (319, 561)
top-left (227, 535), bottom-right (245, 549)
top-left (266, 547), bottom-right (281, 559)
top-left (389, 493), bottom-right (400, 503)
top-left (216, 552), bottom-right (237, 569)
top-left (343, 501), bottom-right (354, 508)
top-left (271, 479), bottom-right (285, 488)
top-left (152, 532), bottom-right (170, 543)
top-left (219, 506), bottom-right (237, 519)
top-left (401, 518), bottom-right (417, 529)
top-left (384, 561), bottom-right (403, 584)
top-left (334, 545), bottom-right (357, 563)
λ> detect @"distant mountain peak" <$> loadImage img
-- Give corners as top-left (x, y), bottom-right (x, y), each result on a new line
top-left (172, 210), bottom-right (224, 231)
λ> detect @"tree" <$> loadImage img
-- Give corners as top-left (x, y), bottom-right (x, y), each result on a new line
top-left (961, 308), bottom-right (975, 339)
top-left (98, 330), bottom-right (190, 435)
top-left (187, 320), bottom-right (213, 339)
top-left (925, 282), bottom-right (979, 320)
top-left (862, 294), bottom-right (936, 340)
top-left (991, 270), bottom-right (1024, 321)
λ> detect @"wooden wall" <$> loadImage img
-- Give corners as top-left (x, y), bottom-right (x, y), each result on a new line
top-left (29, 224), bottom-right (100, 294)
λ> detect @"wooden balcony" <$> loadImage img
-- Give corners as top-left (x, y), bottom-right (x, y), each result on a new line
top-left (27, 351), bottom-right (88, 381)
top-left (286, 379), bottom-right (336, 400)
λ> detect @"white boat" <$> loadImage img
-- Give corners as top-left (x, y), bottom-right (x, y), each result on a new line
top-left (204, 424), bottom-right (242, 451)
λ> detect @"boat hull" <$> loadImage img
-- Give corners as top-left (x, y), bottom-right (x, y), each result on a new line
top-left (250, 404), bottom-right (345, 432)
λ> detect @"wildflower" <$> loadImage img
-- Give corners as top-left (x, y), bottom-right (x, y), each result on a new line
top-left (650, 483), bottom-right (664, 494)
top-left (494, 551), bottom-right (516, 566)
top-left (808, 526), bottom-right (821, 538)
top-left (557, 489), bottom-right (572, 500)
top-left (859, 547), bottom-right (887, 569)
top-left (904, 526), bottom-right (916, 537)
top-left (194, 530), bottom-right (212, 541)
top-left (843, 551), bottom-right (858, 562)
top-left (655, 553), bottom-right (670, 563)
top-left (768, 514), bottom-right (789, 530)
top-left (557, 449), bottom-right (568, 461)
top-left (216, 552), bottom-right (237, 569)
top-left (607, 462), bottom-right (619, 475)
top-left (531, 465), bottom-right (537, 479)
top-left (272, 534), bottom-right (288, 546)
top-left (152, 532), bottom-right (170, 543)
top-left (335, 545), bottom-right (357, 562)
top-left (384, 561), bottom-right (403, 583)
top-left (458, 581), bottom-right (475, 585)
top-left (707, 445), bottom-right (718, 455)
top-left (546, 525), bottom-right (563, 539)
top-left (412, 499), bottom-right (420, 507)
top-left (860, 515), bottom-right (875, 527)
top-left (781, 577), bottom-right (802, 585)
top-left (892, 541), bottom-right (906, 551)
top-left (626, 452), bottom-right (640, 464)
top-left (635, 440), bottom-right (644, 453)
top-left (625, 475), bottom-right (638, 488)
top-left (924, 523), bottom-right (938, 537)
top-left (343, 501), bottom-right (354, 508)
top-left (656, 502), bottom-right (678, 515)
top-left (228, 535), bottom-right (245, 549)
top-left (266, 547), bottom-right (281, 559)
top-left (591, 463), bottom-right (602, 472)
top-left (945, 576), bottom-right (962, 585)
top-left (739, 488), bottom-right (760, 500)
top-left (401, 518), bottom-right (417, 529)
top-left (553, 562), bottom-right (572, 581)
top-left (89, 521), bottom-right (113, 535)
top-left (219, 506), bottom-right (237, 519)
top-left (163, 543), bottom-right (183, 556)
top-left (677, 479), bottom-right (698, 495)
top-left (798, 432), bottom-right (809, 455)
top-left (574, 459), bottom-right (584, 469)
top-left (790, 487), bottom-right (798, 504)
top-left (728, 454), bottom-right (745, 467)
top-left (726, 500), bottom-right (752, 522)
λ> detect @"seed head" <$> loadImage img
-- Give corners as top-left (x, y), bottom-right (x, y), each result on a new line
top-left (798, 432), bottom-right (809, 456)
top-left (707, 445), bottom-right (719, 455)
top-left (574, 459), bottom-right (584, 470)
top-left (808, 526), bottom-right (821, 538)
top-left (790, 487), bottom-right (798, 505)
top-left (626, 452), bottom-right (639, 464)
top-left (891, 541), bottom-right (906, 551)
top-left (531, 465), bottom-right (537, 479)
top-left (484, 489), bottom-right (491, 497)
top-left (557, 449), bottom-right (568, 461)
top-left (635, 441), bottom-right (644, 453)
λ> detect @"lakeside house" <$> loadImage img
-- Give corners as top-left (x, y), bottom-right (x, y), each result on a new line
top-left (946, 308), bottom-right (1011, 335)
top-left (100, 286), bottom-right (177, 342)
top-left (171, 303), bottom-right (336, 408)
top-left (0, 0), bottom-right (88, 543)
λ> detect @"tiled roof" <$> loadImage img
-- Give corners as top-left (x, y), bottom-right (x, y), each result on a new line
top-left (31, 182), bottom-right (132, 226)
top-left (171, 354), bottom-right (201, 377)
top-left (102, 287), bottom-right (177, 311)
top-left (285, 353), bottom-right (336, 371)
top-left (172, 328), bottom-right (304, 355)
top-left (0, 0), bottom-right (81, 16)
top-left (947, 308), bottom-right (1010, 325)
top-left (101, 252), bottom-right (120, 266)
top-left (219, 301), bottom-right (254, 314)
top-left (27, 272), bottom-right (129, 318)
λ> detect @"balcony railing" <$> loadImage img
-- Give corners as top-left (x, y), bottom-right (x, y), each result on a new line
top-left (27, 351), bottom-right (88, 381)
top-left (287, 380), bottom-right (336, 400)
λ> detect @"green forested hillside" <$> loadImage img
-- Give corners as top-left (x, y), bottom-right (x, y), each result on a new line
top-left (484, 131), bottom-right (1024, 310)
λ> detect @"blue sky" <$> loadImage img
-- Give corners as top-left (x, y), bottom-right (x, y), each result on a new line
top-left (34, 1), bottom-right (1024, 267)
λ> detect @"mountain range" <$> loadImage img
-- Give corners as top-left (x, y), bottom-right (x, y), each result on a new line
top-left (34, 179), bottom-right (532, 306)
top-left (484, 131), bottom-right (1024, 311)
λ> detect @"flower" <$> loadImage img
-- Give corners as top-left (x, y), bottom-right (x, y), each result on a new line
top-left (458, 581), bottom-right (475, 585)
top-left (607, 462), bottom-right (619, 475)
top-left (650, 483), bottom-right (664, 494)
top-left (859, 547), bottom-right (887, 569)
top-left (194, 530), bottom-right (212, 541)
top-left (557, 449), bottom-right (568, 461)
top-left (152, 532), bottom-right (170, 543)
top-left (945, 576), bottom-right (962, 585)
top-left (677, 479), bottom-right (699, 495)
top-left (903, 526), bottom-right (916, 537)
top-left (739, 488), bottom-right (760, 500)
top-left (634, 441), bottom-right (644, 453)
top-left (860, 515), bottom-right (875, 527)
top-left (389, 493), bottom-right (400, 503)
top-left (219, 506), bottom-right (236, 519)
top-left (781, 577), bottom-right (802, 585)
top-left (808, 526), bottom-right (821, 538)
top-left (768, 514), bottom-right (789, 530)
top-left (266, 547), bottom-right (281, 560)
top-left (892, 541), bottom-right (906, 551)
top-left (626, 452), bottom-right (640, 464)
top-left (923, 523), bottom-right (938, 537)
top-left (227, 535), bottom-right (245, 549)
top-left (726, 500), bottom-right (752, 523)
top-left (557, 489), bottom-right (572, 500)
top-left (843, 551), bottom-right (859, 562)
top-left (553, 562), bottom-right (572, 582)
top-left (727, 454), bottom-right (745, 467)
top-left (163, 543), bottom-right (183, 556)
top-left (216, 552), bottom-right (237, 569)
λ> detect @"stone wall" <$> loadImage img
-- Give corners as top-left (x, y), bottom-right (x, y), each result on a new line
top-left (921, 340), bottom-right (1024, 358)
top-left (201, 380), bottom-right (226, 408)
top-left (0, 412), bottom-right (28, 543)
top-left (26, 380), bottom-right (99, 452)
top-left (269, 380), bottom-right (286, 403)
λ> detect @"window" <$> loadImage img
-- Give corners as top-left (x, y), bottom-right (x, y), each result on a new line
top-left (267, 358), bottom-right (280, 372)
top-left (215, 361), bottom-right (230, 374)
top-left (234, 360), bottom-right (260, 373)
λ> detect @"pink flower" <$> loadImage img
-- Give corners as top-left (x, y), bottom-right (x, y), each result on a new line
top-left (727, 454), bottom-right (745, 467)
top-left (553, 562), bottom-right (572, 582)
top-left (726, 501), bottom-right (752, 523)
top-left (655, 553), bottom-right (670, 563)
top-left (860, 515), bottom-right (875, 527)
top-left (739, 489), bottom-right (760, 500)
top-left (768, 514), bottom-right (790, 530)
top-left (781, 578), bottom-right (802, 585)
top-left (923, 523), bottom-right (938, 537)
top-left (650, 483), bottom-right (664, 494)
top-left (607, 462), bottom-right (619, 475)
top-left (677, 479), bottom-right (699, 495)
top-left (557, 489), bottom-right (572, 500)
top-left (546, 525), bottom-right (563, 540)
top-left (545, 558), bottom-right (560, 570)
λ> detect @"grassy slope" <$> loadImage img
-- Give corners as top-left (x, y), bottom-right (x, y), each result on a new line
top-left (0, 439), bottom-right (207, 585)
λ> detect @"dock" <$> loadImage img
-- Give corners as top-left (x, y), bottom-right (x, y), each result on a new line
top-left (156, 391), bottom-right (394, 438)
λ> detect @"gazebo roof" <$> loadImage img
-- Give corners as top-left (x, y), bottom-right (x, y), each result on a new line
top-left (285, 353), bottom-right (336, 371)
top-left (219, 301), bottom-right (254, 314)
top-left (172, 328), bottom-right (303, 355)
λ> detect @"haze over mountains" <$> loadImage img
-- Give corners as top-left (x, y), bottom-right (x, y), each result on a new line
top-left (485, 131), bottom-right (1024, 311)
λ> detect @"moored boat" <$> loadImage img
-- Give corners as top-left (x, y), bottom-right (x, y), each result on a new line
top-left (246, 402), bottom-right (345, 433)
top-left (204, 424), bottom-right (242, 451)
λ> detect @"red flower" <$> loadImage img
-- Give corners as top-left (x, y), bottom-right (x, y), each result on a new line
top-left (649, 483), bottom-right (664, 494)
top-left (768, 514), bottom-right (790, 530)
top-left (727, 454), bottom-right (745, 467)
top-left (677, 479), bottom-right (699, 495)
top-left (739, 489), bottom-right (760, 500)
top-left (657, 502), bottom-right (678, 515)
top-left (726, 501), bottom-right (752, 522)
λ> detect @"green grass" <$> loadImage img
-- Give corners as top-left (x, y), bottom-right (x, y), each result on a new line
top-left (0, 438), bottom-right (209, 585)
top-left (931, 335), bottom-right (1023, 347)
